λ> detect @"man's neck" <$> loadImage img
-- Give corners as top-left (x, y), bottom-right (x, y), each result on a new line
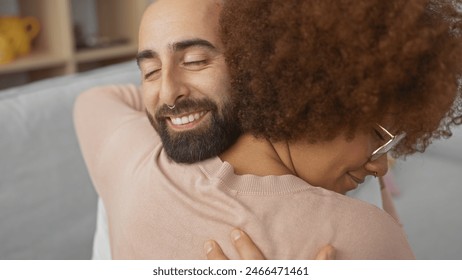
top-left (219, 134), bottom-right (296, 176)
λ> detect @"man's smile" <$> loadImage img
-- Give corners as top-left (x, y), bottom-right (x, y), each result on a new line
top-left (168, 110), bottom-right (209, 130)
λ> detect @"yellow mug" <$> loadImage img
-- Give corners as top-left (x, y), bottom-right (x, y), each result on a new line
top-left (0, 16), bottom-right (40, 59)
top-left (0, 34), bottom-right (15, 64)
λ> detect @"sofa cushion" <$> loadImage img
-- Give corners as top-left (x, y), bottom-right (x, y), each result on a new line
top-left (0, 61), bottom-right (140, 259)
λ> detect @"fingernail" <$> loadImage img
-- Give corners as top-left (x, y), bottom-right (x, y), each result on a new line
top-left (326, 247), bottom-right (336, 260)
top-left (231, 229), bottom-right (241, 241)
top-left (204, 241), bottom-right (214, 254)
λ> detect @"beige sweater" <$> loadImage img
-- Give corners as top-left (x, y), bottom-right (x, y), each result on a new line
top-left (74, 84), bottom-right (414, 259)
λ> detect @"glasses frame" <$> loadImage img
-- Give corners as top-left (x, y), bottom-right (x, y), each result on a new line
top-left (370, 124), bottom-right (406, 161)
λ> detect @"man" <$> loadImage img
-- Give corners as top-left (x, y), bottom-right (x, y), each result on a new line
top-left (85, 0), bottom-right (247, 259)
top-left (75, 0), bottom-right (412, 259)
top-left (79, 0), bottom-right (269, 259)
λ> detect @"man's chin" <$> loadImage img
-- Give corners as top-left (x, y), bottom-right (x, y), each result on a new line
top-left (160, 124), bottom-right (240, 163)
top-left (146, 102), bottom-right (241, 163)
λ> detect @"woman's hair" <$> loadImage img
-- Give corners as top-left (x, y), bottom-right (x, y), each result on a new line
top-left (220, 0), bottom-right (462, 156)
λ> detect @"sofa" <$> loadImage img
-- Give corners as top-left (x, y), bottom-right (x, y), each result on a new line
top-left (0, 61), bottom-right (140, 259)
top-left (1, 61), bottom-right (461, 259)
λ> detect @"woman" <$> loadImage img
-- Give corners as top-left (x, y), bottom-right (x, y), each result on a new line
top-left (206, 0), bottom-right (462, 258)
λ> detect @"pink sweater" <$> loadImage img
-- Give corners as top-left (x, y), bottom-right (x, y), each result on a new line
top-left (74, 84), bottom-right (414, 259)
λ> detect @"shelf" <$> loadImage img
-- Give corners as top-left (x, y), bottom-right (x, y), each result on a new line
top-left (0, 0), bottom-right (148, 88)
top-left (74, 44), bottom-right (138, 64)
top-left (0, 51), bottom-right (67, 75)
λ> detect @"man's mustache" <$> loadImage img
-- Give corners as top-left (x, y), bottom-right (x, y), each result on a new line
top-left (155, 98), bottom-right (218, 120)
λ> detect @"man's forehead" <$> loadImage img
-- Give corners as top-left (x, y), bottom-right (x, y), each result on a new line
top-left (139, 0), bottom-right (223, 49)
top-left (145, 0), bottom-right (222, 22)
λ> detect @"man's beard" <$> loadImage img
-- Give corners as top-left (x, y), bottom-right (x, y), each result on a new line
top-left (147, 98), bottom-right (241, 163)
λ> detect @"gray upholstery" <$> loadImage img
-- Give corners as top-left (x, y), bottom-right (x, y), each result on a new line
top-left (0, 61), bottom-right (140, 259)
top-left (1, 60), bottom-right (461, 259)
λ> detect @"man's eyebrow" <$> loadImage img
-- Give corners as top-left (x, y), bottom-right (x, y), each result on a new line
top-left (136, 50), bottom-right (159, 67)
top-left (172, 39), bottom-right (217, 52)
top-left (136, 39), bottom-right (217, 67)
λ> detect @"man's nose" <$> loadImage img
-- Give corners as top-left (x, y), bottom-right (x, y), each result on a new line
top-left (364, 154), bottom-right (389, 177)
top-left (159, 68), bottom-right (189, 106)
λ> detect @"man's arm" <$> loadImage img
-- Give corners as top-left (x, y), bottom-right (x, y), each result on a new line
top-left (73, 84), bottom-right (144, 191)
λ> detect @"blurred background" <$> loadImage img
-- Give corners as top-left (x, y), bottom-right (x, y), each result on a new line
top-left (0, 0), bottom-right (153, 90)
top-left (1, 0), bottom-right (461, 260)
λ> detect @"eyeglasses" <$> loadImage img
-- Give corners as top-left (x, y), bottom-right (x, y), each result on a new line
top-left (370, 124), bottom-right (406, 161)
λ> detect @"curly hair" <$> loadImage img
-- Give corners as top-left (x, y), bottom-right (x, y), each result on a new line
top-left (220, 0), bottom-right (462, 156)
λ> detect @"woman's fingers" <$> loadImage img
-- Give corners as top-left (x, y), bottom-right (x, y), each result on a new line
top-left (314, 244), bottom-right (336, 260)
top-left (205, 240), bottom-right (228, 260)
top-left (230, 229), bottom-right (265, 260)
top-left (205, 228), bottom-right (335, 260)
top-left (204, 229), bottom-right (265, 260)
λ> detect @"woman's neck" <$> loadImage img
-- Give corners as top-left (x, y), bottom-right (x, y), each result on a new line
top-left (219, 134), bottom-right (297, 176)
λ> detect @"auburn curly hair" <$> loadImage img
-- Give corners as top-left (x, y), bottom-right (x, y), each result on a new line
top-left (220, 0), bottom-right (462, 156)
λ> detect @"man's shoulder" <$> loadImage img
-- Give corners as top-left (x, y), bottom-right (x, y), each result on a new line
top-left (284, 184), bottom-right (407, 238)
top-left (315, 187), bottom-right (401, 226)
top-left (290, 186), bottom-right (415, 258)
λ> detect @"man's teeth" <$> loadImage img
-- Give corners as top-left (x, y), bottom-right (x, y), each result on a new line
top-left (171, 112), bottom-right (205, 125)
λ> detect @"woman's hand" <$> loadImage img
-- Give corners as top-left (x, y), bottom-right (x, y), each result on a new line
top-left (204, 228), bottom-right (335, 260)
